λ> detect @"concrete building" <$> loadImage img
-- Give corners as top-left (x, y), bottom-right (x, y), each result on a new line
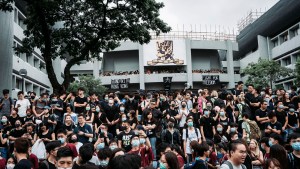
top-left (71, 32), bottom-right (241, 91)
top-left (237, 0), bottom-right (300, 89)
top-left (0, 1), bottom-right (63, 97)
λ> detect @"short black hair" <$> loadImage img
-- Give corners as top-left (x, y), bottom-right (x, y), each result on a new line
top-left (17, 91), bottom-right (24, 96)
top-left (268, 111), bottom-right (276, 119)
top-left (79, 143), bottom-right (94, 164)
top-left (108, 154), bottom-right (141, 169)
top-left (56, 147), bottom-right (74, 161)
top-left (241, 113), bottom-right (249, 119)
top-left (260, 137), bottom-right (270, 147)
top-left (2, 89), bottom-right (9, 95)
top-left (78, 114), bottom-right (85, 118)
top-left (14, 138), bottom-right (30, 154)
top-left (56, 128), bottom-right (67, 136)
top-left (270, 133), bottom-right (283, 145)
top-left (97, 147), bottom-right (112, 160)
top-left (287, 133), bottom-right (300, 143)
top-left (228, 140), bottom-right (245, 157)
top-left (46, 141), bottom-right (61, 153)
top-left (197, 143), bottom-right (209, 157)
top-left (237, 81), bottom-right (244, 85)
top-left (78, 87), bottom-right (85, 92)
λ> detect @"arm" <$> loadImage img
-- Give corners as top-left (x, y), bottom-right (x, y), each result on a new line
top-left (283, 116), bottom-right (288, 129)
top-left (0, 134), bottom-right (7, 145)
top-left (118, 140), bottom-right (122, 148)
top-left (200, 126), bottom-right (206, 141)
top-left (51, 133), bottom-right (55, 141)
top-left (256, 116), bottom-right (269, 122)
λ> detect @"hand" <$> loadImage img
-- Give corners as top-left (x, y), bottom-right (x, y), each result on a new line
top-left (282, 127), bottom-right (285, 131)
top-left (78, 131), bottom-right (84, 135)
top-left (267, 125), bottom-right (272, 130)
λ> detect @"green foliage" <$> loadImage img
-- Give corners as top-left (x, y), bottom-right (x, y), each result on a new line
top-left (68, 75), bottom-right (107, 96)
top-left (242, 58), bottom-right (293, 88)
top-left (295, 59), bottom-right (300, 86)
top-left (1, 0), bottom-right (171, 92)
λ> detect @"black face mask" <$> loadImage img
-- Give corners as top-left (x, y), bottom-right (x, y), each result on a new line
top-left (182, 105), bottom-right (186, 108)
top-left (70, 138), bottom-right (77, 143)
top-left (31, 96), bottom-right (35, 99)
top-left (168, 123), bottom-right (174, 128)
top-left (15, 124), bottom-right (21, 128)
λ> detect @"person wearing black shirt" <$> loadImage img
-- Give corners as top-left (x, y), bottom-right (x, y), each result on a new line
top-left (125, 94), bottom-right (139, 116)
top-left (39, 141), bottom-right (61, 169)
top-left (188, 102), bottom-right (200, 129)
top-left (255, 101), bottom-right (270, 132)
top-left (74, 88), bottom-right (88, 114)
top-left (74, 114), bottom-right (93, 144)
top-left (249, 88), bottom-right (263, 120)
top-left (50, 94), bottom-right (64, 122)
top-left (200, 109), bottom-right (216, 141)
top-left (117, 120), bottom-right (135, 152)
top-left (13, 138), bottom-right (33, 169)
top-left (104, 99), bottom-right (118, 136)
top-left (264, 111), bottom-right (282, 137)
top-left (8, 120), bottom-right (26, 154)
top-left (288, 133), bottom-right (300, 169)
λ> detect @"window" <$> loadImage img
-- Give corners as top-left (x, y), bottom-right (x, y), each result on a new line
top-left (26, 53), bottom-right (30, 63)
top-left (282, 56), bottom-right (291, 66)
top-left (34, 58), bottom-right (39, 68)
top-left (271, 38), bottom-right (278, 48)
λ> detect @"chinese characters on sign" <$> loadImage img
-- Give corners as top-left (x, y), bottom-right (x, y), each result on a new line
top-left (202, 75), bottom-right (219, 85)
top-left (111, 78), bottom-right (130, 89)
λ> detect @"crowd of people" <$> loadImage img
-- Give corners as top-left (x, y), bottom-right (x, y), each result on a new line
top-left (145, 69), bottom-right (186, 74)
top-left (192, 69), bottom-right (226, 74)
top-left (0, 81), bottom-right (299, 169)
top-left (100, 70), bottom-right (140, 76)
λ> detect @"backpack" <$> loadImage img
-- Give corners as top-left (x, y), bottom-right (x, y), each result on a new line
top-left (40, 160), bottom-right (49, 169)
top-left (185, 128), bottom-right (200, 141)
top-left (288, 152), bottom-right (295, 169)
top-left (245, 120), bottom-right (261, 140)
top-left (222, 160), bottom-right (246, 169)
top-left (0, 97), bottom-right (13, 110)
top-left (211, 97), bottom-right (225, 108)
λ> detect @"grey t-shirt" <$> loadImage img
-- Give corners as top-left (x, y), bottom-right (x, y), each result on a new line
top-left (220, 160), bottom-right (244, 169)
top-left (0, 98), bottom-right (12, 116)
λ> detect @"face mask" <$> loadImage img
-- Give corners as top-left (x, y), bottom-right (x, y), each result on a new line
top-left (120, 107), bottom-right (125, 112)
top-left (97, 143), bottom-right (105, 150)
top-left (122, 117), bottom-right (127, 122)
top-left (269, 140), bottom-right (274, 147)
top-left (195, 157), bottom-right (200, 161)
top-left (217, 152), bottom-right (224, 159)
top-left (160, 97), bottom-right (165, 101)
top-left (58, 138), bottom-right (65, 144)
top-left (182, 104), bottom-right (186, 108)
top-left (168, 123), bottom-right (174, 128)
top-left (217, 127), bottom-right (223, 132)
top-left (15, 124), bottom-right (21, 128)
top-left (27, 113), bottom-right (31, 117)
top-left (52, 99), bottom-right (58, 102)
top-left (171, 104), bottom-right (175, 107)
top-left (71, 138), bottom-right (77, 143)
top-left (1, 119), bottom-right (7, 123)
top-left (289, 108), bottom-right (295, 112)
top-left (261, 145), bottom-right (265, 150)
top-left (132, 140), bottom-right (140, 147)
top-left (99, 160), bottom-right (109, 167)
top-left (127, 113), bottom-right (131, 117)
top-left (6, 164), bottom-right (15, 169)
top-left (57, 168), bottom-right (72, 169)
top-left (265, 98), bottom-right (270, 102)
top-left (140, 138), bottom-right (146, 144)
top-left (129, 98), bottom-right (134, 101)
top-left (204, 111), bottom-right (209, 116)
top-left (159, 162), bottom-right (167, 169)
top-left (187, 121), bottom-right (193, 127)
top-left (105, 97), bottom-right (109, 101)
top-left (278, 105), bottom-right (284, 109)
top-left (42, 99), bottom-right (47, 102)
top-left (207, 105), bottom-right (212, 110)
top-left (86, 107), bottom-right (90, 111)
top-left (230, 128), bottom-right (236, 133)
top-left (31, 96), bottom-right (35, 99)
top-left (134, 130), bottom-right (139, 135)
top-left (96, 108), bottom-right (100, 112)
top-left (110, 145), bottom-right (117, 151)
top-left (220, 111), bottom-right (225, 116)
top-left (292, 142), bottom-right (300, 151)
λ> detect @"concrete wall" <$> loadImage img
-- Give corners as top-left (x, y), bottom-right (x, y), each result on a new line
top-left (191, 49), bottom-right (221, 70)
top-left (103, 50), bottom-right (139, 72)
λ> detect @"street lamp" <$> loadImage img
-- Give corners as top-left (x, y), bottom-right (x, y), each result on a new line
top-left (19, 69), bottom-right (27, 92)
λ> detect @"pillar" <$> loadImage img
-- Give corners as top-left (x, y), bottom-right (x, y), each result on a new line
top-left (226, 40), bottom-right (235, 89)
top-left (185, 39), bottom-right (193, 88)
top-left (138, 44), bottom-right (145, 89)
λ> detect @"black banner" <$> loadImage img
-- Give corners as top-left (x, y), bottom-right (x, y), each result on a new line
top-left (202, 75), bottom-right (219, 85)
top-left (163, 77), bottom-right (172, 91)
top-left (111, 78), bottom-right (130, 89)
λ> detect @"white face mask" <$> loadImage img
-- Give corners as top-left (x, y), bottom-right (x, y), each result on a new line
top-left (57, 167), bottom-right (72, 169)
top-left (6, 164), bottom-right (15, 169)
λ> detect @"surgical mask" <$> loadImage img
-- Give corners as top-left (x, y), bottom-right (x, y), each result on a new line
top-left (195, 157), bottom-right (200, 161)
top-left (86, 107), bottom-right (90, 111)
top-left (261, 145), bottom-right (265, 150)
top-left (269, 140), bottom-right (274, 147)
top-left (6, 164), bottom-right (15, 169)
top-left (204, 111), bottom-right (209, 116)
top-left (159, 162), bottom-right (167, 169)
top-left (104, 97), bottom-right (108, 101)
top-left (99, 160), bottom-right (109, 167)
top-left (127, 113), bottom-right (131, 117)
top-left (97, 143), bottom-right (105, 150)
top-left (187, 121), bottom-right (193, 127)
top-left (120, 107), bottom-right (125, 112)
top-left (292, 142), bottom-right (300, 151)
top-left (132, 140), bottom-right (140, 147)
top-left (42, 99), bottom-right (47, 102)
top-left (230, 128), bottom-right (236, 133)
top-left (140, 138), bottom-right (146, 144)
top-left (110, 145), bottom-right (117, 150)
top-left (52, 98), bottom-right (58, 102)
top-left (207, 105), bottom-right (212, 110)
top-left (278, 105), bottom-right (284, 109)
top-left (182, 104), bottom-right (186, 108)
top-left (57, 168), bottom-right (72, 169)
top-left (58, 138), bottom-right (65, 144)
top-left (96, 108), bottom-right (100, 112)
top-left (122, 117), bottom-right (127, 122)
top-left (289, 108), bottom-right (295, 112)
top-left (1, 119), bottom-right (7, 123)
top-left (129, 98), bottom-right (134, 101)
top-left (220, 111), bottom-right (225, 116)
top-left (217, 152), bottom-right (223, 159)
top-left (217, 127), bottom-right (223, 132)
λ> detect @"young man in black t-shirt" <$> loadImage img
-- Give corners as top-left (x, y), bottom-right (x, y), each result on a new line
top-left (264, 111), bottom-right (282, 137)
top-left (74, 88), bottom-right (88, 114)
top-left (13, 138), bottom-right (33, 169)
top-left (200, 109), bottom-right (215, 141)
top-left (117, 120), bottom-right (135, 152)
top-left (255, 101), bottom-right (270, 132)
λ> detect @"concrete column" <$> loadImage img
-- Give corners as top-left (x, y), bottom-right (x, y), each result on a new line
top-left (53, 58), bottom-right (63, 83)
top-left (185, 39), bottom-right (193, 88)
top-left (0, 10), bottom-right (13, 94)
top-left (226, 40), bottom-right (235, 89)
top-left (138, 44), bottom-right (145, 89)
top-left (93, 60), bottom-right (100, 79)
top-left (257, 35), bottom-right (269, 60)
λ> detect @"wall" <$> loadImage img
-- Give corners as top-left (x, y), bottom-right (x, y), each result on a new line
top-left (191, 49), bottom-right (221, 70)
top-left (103, 50), bottom-right (139, 72)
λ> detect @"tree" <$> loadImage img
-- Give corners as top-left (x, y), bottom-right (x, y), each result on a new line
top-left (295, 59), bottom-right (300, 86)
top-left (0, 0), bottom-right (171, 93)
top-left (68, 75), bottom-right (107, 96)
top-left (242, 58), bottom-right (293, 88)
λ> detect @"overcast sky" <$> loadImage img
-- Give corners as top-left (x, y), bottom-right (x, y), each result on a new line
top-left (157, 0), bottom-right (279, 34)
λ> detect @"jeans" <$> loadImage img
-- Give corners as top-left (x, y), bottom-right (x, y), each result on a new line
top-left (149, 137), bottom-right (157, 159)
top-left (0, 147), bottom-right (7, 159)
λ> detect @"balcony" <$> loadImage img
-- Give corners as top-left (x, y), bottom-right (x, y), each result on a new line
top-left (99, 74), bottom-right (140, 85)
top-left (144, 73), bottom-right (187, 83)
top-left (272, 34), bottom-right (300, 58)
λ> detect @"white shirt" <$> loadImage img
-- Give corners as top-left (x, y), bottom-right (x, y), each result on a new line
top-left (182, 127), bottom-right (201, 154)
top-left (220, 160), bottom-right (244, 169)
top-left (179, 109), bottom-right (189, 127)
top-left (15, 99), bottom-right (31, 117)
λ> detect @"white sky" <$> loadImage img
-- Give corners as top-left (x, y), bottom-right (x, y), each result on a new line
top-left (157, 0), bottom-right (279, 34)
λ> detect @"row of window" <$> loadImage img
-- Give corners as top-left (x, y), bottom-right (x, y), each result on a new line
top-left (271, 23), bottom-right (300, 48)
